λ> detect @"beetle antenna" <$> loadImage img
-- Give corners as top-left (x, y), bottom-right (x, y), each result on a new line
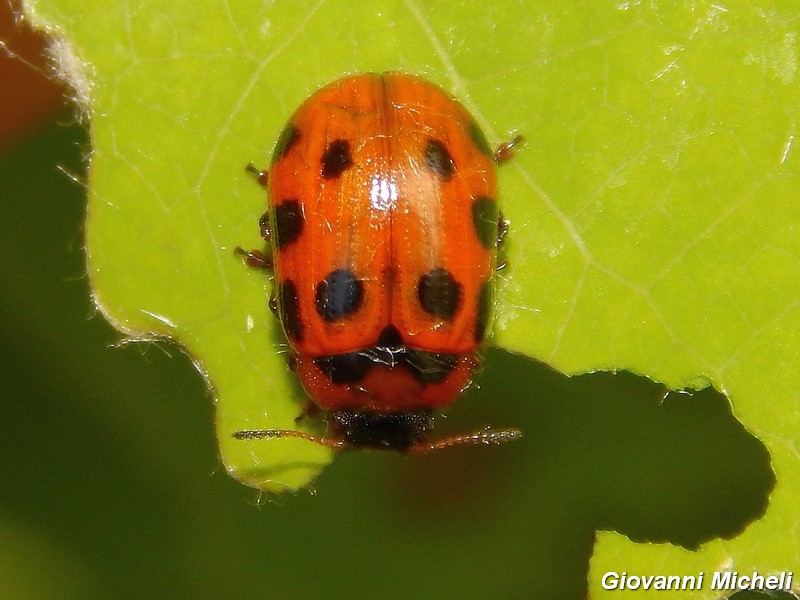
top-left (409, 427), bottom-right (523, 454)
top-left (234, 427), bottom-right (522, 453)
top-left (232, 428), bottom-right (347, 450)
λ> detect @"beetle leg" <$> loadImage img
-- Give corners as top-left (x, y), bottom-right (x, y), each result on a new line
top-left (494, 212), bottom-right (510, 271)
top-left (268, 289), bottom-right (278, 314)
top-left (245, 162), bottom-right (269, 187)
top-left (497, 212), bottom-right (509, 246)
top-left (235, 247), bottom-right (273, 270)
top-left (493, 134), bottom-right (524, 163)
top-left (258, 211), bottom-right (271, 242)
top-left (293, 401), bottom-right (321, 424)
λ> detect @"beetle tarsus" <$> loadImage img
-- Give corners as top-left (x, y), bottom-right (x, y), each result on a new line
top-left (245, 162), bottom-right (269, 187)
top-left (235, 246), bottom-right (272, 270)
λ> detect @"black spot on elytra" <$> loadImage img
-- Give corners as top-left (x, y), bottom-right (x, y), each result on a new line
top-left (321, 139), bottom-right (353, 179)
top-left (330, 409), bottom-right (434, 450)
top-left (418, 267), bottom-right (462, 320)
top-left (315, 269), bottom-right (363, 321)
top-left (273, 199), bottom-right (304, 249)
top-left (425, 138), bottom-right (456, 179)
top-left (377, 324), bottom-right (403, 347)
top-left (404, 350), bottom-right (459, 385)
top-left (271, 122), bottom-right (300, 165)
top-left (278, 280), bottom-right (303, 342)
top-left (469, 121), bottom-right (493, 157)
top-left (474, 280), bottom-right (493, 343)
top-left (314, 352), bottom-right (373, 385)
top-left (471, 196), bottom-right (500, 249)
top-left (315, 344), bottom-right (460, 387)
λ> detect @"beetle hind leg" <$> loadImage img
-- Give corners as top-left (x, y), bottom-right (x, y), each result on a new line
top-left (245, 162), bottom-right (269, 187)
top-left (493, 134), bottom-right (524, 163)
top-left (235, 247), bottom-right (273, 270)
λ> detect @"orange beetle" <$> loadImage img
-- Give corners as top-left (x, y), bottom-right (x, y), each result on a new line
top-left (236, 73), bottom-right (521, 452)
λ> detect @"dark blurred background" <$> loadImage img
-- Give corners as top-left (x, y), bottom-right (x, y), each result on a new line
top-left (0, 3), bottom-right (779, 598)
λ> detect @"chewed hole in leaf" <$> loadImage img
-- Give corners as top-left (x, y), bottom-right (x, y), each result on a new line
top-left (383, 350), bottom-right (775, 551)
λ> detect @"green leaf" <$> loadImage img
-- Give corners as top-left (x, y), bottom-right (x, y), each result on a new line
top-left (24, 0), bottom-right (800, 595)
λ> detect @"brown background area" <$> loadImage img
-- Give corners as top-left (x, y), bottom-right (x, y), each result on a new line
top-left (0, 0), bottom-right (67, 153)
